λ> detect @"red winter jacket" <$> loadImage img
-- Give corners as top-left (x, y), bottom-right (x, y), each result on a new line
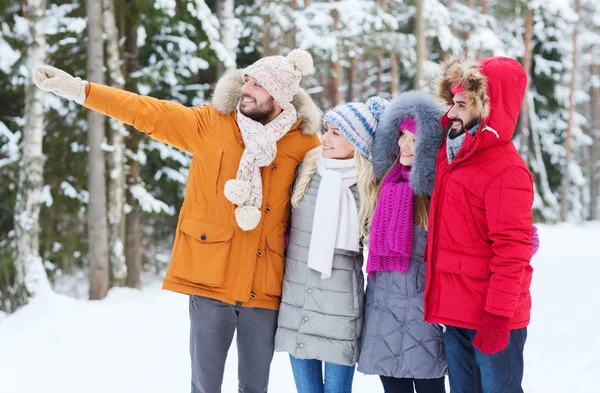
top-left (423, 57), bottom-right (535, 330)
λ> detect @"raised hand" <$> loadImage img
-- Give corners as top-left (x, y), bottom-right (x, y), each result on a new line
top-left (33, 65), bottom-right (88, 104)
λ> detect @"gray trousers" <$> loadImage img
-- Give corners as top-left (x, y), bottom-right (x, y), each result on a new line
top-left (189, 295), bottom-right (278, 393)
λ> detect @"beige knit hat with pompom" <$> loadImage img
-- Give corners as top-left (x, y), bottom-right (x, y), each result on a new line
top-left (243, 49), bottom-right (313, 109)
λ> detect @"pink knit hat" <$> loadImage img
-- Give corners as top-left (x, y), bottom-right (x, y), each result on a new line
top-left (399, 116), bottom-right (417, 135)
top-left (244, 49), bottom-right (313, 109)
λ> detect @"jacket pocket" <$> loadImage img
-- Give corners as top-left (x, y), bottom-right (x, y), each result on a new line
top-left (172, 218), bottom-right (234, 286)
top-left (262, 234), bottom-right (285, 296)
top-left (213, 149), bottom-right (224, 195)
top-left (435, 249), bottom-right (491, 279)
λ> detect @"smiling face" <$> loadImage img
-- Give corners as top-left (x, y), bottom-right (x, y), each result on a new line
top-left (322, 122), bottom-right (356, 160)
top-left (397, 131), bottom-right (416, 167)
top-left (446, 92), bottom-right (480, 138)
top-left (240, 75), bottom-right (282, 124)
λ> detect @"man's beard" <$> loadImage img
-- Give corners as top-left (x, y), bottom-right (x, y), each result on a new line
top-left (240, 96), bottom-right (277, 124)
top-left (446, 118), bottom-right (479, 139)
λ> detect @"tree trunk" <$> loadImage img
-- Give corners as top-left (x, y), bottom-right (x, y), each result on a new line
top-left (262, 0), bottom-right (270, 56)
top-left (14, 0), bottom-right (52, 308)
top-left (346, 56), bottom-right (357, 103)
top-left (215, 0), bottom-right (224, 78)
top-left (123, 0), bottom-right (142, 289)
top-left (376, 0), bottom-right (387, 96)
top-left (414, 0), bottom-right (426, 90)
top-left (216, 0), bottom-right (236, 77)
top-left (475, 0), bottom-right (488, 59)
top-left (390, 52), bottom-right (398, 96)
top-left (360, 55), bottom-right (368, 102)
top-left (376, 48), bottom-right (383, 95)
top-left (590, 63), bottom-right (600, 220)
top-left (87, 0), bottom-right (110, 299)
top-left (125, 163), bottom-right (142, 288)
top-left (290, 0), bottom-right (298, 49)
top-left (464, 0), bottom-right (472, 55)
top-left (103, 0), bottom-right (127, 287)
top-left (328, 1), bottom-right (341, 108)
top-left (561, 0), bottom-right (581, 221)
top-left (518, 4), bottom-right (534, 162)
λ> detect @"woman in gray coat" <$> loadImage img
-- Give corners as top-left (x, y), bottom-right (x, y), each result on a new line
top-left (274, 97), bottom-right (387, 393)
top-left (357, 91), bottom-right (448, 393)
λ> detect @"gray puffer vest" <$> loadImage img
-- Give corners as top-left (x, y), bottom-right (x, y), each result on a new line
top-left (274, 170), bottom-right (364, 366)
top-left (357, 224), bottom-right (447, 378)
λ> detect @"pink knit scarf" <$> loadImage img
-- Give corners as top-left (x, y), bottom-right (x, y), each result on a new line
top-left (366, 164), bottom-right (414, 276)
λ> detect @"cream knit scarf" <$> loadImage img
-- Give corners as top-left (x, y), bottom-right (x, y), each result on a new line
top-left (224, 105), bottom-right (298, 231)
top-left (307, 156), bottom-right (360, 279)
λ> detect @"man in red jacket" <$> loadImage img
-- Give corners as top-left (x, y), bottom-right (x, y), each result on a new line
top-left (423, 56), bottom-right (535, 393)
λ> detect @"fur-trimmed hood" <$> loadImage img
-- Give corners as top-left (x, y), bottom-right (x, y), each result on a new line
top-left (373, 91), bottom-right (444, 197)
top-left (437, 56), bottom-right (527, 150)
top-left (211, 69), bottom-right (322, 135)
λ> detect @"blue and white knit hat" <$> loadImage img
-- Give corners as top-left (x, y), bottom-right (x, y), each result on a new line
top-left (323, 96), bottom-right (389, 157)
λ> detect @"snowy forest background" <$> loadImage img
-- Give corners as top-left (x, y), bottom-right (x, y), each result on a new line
top-left (0, 0), bottom-right (599, 313)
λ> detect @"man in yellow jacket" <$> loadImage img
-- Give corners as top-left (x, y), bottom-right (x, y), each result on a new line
top-left (33, 49), bottom-right (321, 393)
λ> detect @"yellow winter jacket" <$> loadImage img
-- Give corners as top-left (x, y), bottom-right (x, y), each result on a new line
top-left (83, 70), bottom-right (322, 310)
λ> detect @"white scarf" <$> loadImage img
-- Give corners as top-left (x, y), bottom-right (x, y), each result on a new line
top-left (224, 105), bottom-right (298, 231)
top-left (307, 156), bottom-right (360, 279)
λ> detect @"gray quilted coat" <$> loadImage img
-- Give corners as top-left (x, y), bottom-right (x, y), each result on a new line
top-left (357, 91), bottom-right (448, 379)
top-left (357, 225), bottom-right (447, 378)
top-left (274, 167), bottom-right (365, 366)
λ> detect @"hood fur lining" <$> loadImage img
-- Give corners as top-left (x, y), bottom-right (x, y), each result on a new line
top-left (437, 57), bottom-right (490, 121)
top-left (373, 91), bottom-right (444, 197)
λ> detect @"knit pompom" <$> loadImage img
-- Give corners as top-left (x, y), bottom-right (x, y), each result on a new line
top-left (287, 49), bottom-right (313, 76)
top-left (224, 179), bottom-right (251, 205)
top-left (235, 206), bottom-right (262, 231)
top-left (366, 96), bottom-right (388, 122)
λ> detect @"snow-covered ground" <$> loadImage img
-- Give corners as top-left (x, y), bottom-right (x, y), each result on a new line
top-left (1, 223), bottom-right (599, 393)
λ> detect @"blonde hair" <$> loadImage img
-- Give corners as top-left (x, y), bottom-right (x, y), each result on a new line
top-left (291, 146), bottom-right (322, 208)
top-left (291, 146), bottom-right (378, 245)
top-left (355, 153), bottom-right (378, 244)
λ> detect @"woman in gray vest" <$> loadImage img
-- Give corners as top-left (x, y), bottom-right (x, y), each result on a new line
top-left (357, 91), bottom-right (448, 393)
top-left (275, 97), bottom-right (388, 393)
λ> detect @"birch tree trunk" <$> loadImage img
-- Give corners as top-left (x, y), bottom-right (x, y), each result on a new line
top-left (414, 0), bottom-right (426, 90)
top-left (590, 62), bottom-right (600, 220)
top-left (216, 0), bottom-right (237, 78)
top-left (123, 0), bottom-right (143, 289)
top-left (87, 0), bottom-right (110, 299)
top-left (14, 0), bottom-right (52, 308)
top-left (561, 0), bottom-right (581, 221)
top-left (328, 0), bottom-right (341, 108)
top-left (103, 0), bottom-right (127, 286)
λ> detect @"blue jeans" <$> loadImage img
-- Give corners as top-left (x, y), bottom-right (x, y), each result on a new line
top-left (443, 325), bottom-right (527, 393)
top-left (289, 355), bottom-right (355, 393)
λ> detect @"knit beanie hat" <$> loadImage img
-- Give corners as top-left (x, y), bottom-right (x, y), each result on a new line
top-left (399, 116), bottom-right (417, 135)
top-left (322, 96), bottom-right (389, 158)
top-left (244, 49), bottom-right (313, 109)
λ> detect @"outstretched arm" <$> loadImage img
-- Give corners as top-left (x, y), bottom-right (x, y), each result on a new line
top-left (33, 65), bottom-right (209, 153)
